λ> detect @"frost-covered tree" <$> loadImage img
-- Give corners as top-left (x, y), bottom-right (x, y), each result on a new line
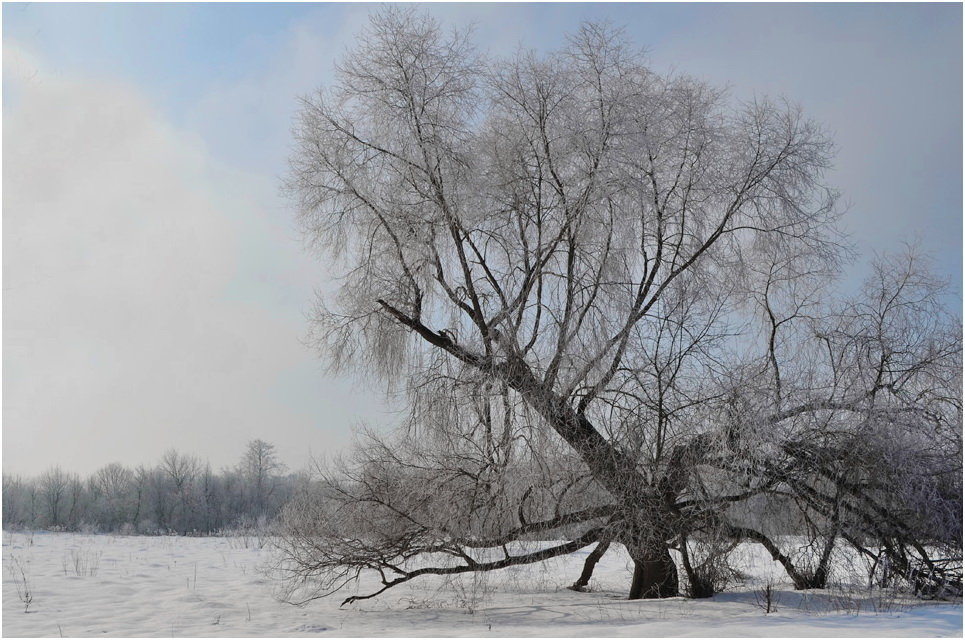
top-left (2, 474), bottom-right (29, 528)
top-left (277, 8), bottom-right (961, 604)
top-left (159, 449), bottom-right (202, 534)
top-left (38, 466), bottom-right (73, 529)
top-left (89, 463), bottom-right (136, 531)
top-left (751, 250), bottom-right (963, 593)
top-left (238, 439), bottom-right (288, 520)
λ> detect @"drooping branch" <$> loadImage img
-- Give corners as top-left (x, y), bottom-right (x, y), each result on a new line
top-left (341, 525), bottom-right (606, 606)
top-left (461, 503), bottom-right (616, 548)
top-left (725, 525), bottom-right (812, 590)
top-left (377, 299), bottom-right (487, 368)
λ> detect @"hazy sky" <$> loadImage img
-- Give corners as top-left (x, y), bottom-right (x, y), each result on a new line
top-left (3, 3), bottom-right (961, 475)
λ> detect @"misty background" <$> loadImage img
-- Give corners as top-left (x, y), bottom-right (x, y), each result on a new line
top-left (3, 3), bottom-right (961, 476)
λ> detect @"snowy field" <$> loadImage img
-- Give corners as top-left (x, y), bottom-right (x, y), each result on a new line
top-left (3, 530), bottom-right (961, 637)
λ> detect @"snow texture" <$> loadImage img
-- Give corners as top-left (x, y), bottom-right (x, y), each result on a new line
top-left (3, 531), bottom-right (961, 637)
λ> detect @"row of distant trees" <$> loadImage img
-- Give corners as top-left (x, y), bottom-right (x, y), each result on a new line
top-left (2, 440), bottom-right (295, 535)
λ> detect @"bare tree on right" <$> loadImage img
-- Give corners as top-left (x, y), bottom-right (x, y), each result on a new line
top-left (273, 9), bottom-right (960, 604)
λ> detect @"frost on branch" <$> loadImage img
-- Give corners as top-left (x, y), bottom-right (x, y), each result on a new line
top-left (278, 7), bottom-right (963, 603)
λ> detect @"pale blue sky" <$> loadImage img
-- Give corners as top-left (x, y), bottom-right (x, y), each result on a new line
top-left (4, 3), bottom-right (961, 474)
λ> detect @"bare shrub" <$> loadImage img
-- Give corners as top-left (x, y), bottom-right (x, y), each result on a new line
top-left (754, 581), bottom-right (780, 614)
top-left (6, 554), bottom-right (34, 612)
top-left (65, 544), bottom-right (102, 577)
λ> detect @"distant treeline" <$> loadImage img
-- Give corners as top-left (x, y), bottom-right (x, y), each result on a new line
top-left (2, 440), bottom-right (298, 535)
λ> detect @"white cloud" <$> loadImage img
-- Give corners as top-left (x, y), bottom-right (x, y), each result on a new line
top-left (2, 41), bottom-right (364, 475)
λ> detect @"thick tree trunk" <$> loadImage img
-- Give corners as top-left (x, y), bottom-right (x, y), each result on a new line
top-left (627, 542), bottom-right (679, 599)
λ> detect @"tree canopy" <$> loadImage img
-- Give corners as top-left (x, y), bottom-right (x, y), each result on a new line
top-left (277, 8), bottom-right (962, 604)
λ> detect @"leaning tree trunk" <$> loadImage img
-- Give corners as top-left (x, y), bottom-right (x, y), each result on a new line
top-left (379, 323), bottom-right (685, 599)
top-left (497, 356), bottom-right (684, 600)
top-left (569, 535), bottom-right (613, 592)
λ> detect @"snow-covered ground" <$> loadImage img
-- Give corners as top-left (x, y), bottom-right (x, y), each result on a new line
top-left (3, 530), bottom-right (961, 637)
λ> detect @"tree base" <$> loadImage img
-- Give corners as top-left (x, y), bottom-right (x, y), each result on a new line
top-left (628, 545), bottom-right (679, 599)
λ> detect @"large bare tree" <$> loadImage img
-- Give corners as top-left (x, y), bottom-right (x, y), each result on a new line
top-left (279, 8), bottom-right (961, 604)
